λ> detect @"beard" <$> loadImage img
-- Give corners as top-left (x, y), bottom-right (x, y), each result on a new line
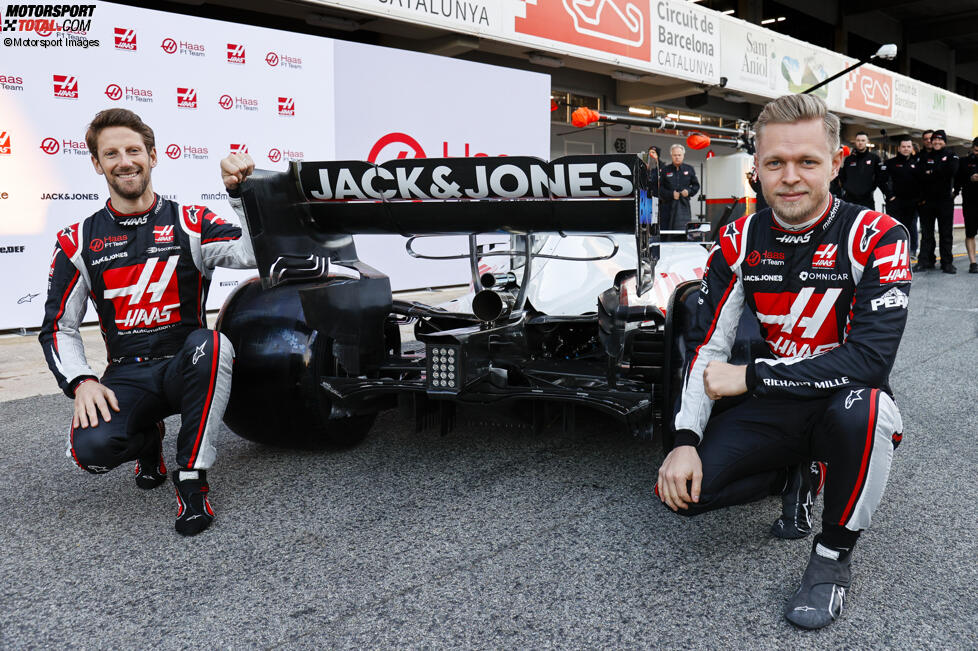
top-left (764, 183), bottom-right (828, 223)
top-left (106, 166), bottom-right (151, 201)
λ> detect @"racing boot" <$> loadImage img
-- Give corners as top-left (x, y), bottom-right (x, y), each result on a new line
top-left (771, 461), bottom-right (825, 539)
top-left (173, 469), bottom-right (214, 537)
top-left (784, 537), bottom-right (852, 630)
top-left (134, 422), bottom-right (167, 490)
top-left (969, 262), bottom-right (978, 274)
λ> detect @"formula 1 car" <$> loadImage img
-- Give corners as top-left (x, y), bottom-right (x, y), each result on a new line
top-left (216, 154), bottom-right (754, 451)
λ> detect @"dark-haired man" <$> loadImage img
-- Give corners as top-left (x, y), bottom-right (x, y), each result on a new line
top-left (39, 108), bottom-right (256, 536)
top-left (915, 129), bottom-right (958, 273)
top-left (838, 132), bottom-right (889, 210)
top-left (885, 138), bottom-right (920, 257)
top-left (657, 94), bottom-right (909, 630)
top-left (954, 137), bottom-right (978, 273)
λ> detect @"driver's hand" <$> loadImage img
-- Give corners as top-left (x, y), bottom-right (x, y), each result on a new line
top-left (221, 152), bottom-right (255, 190)
top-left (657, 445), bottom-right (703, 511)
top-left (673, 191), bottom-right (680, 200)
top-left (73, 380), bottom-right (120, 429)
top-left (703, 361), bottom-right (748, 400)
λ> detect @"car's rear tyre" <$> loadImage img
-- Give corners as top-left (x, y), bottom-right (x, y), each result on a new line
top-left (216, 277), bottom-right (376, 449)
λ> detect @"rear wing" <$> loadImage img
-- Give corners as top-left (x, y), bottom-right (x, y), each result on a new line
top-left (237, 154), bottom-right (660, 295)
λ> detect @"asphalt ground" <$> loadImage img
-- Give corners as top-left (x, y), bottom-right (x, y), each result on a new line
top-left (1, 242), bottom-right (976, 648)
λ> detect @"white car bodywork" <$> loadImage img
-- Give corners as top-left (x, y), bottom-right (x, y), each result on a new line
top-left (443, 233), bottom-right (709, 316)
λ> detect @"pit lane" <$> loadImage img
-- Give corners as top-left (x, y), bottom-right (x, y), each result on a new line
top-left (1, 261), bottom-right (975, 647)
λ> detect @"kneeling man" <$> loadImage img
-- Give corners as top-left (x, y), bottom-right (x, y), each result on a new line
top-left (657, 94), bottom-right (910, 629)
top-left (39, 109), bottom-right (256, 536)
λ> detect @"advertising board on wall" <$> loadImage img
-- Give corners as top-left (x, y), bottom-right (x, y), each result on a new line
top-left (0, 1), bottom-right (549, 330)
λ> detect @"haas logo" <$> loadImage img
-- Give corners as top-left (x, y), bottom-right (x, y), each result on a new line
top-left (114, 28), bottom-right (137, 51)
top-left (367, 132), bottom-right (427, 163)
top-left (177, 87), bottom-right (197, 108)
top-left (0, 131), bottom-right (11, 155)
top-left (161, 38), bottom-right (177, 54)
top-left (755, 288), bottom-right (843, 358)
top-left (218, 94), bottom-right (233, 110)
top-left (53, 75), bottom-right (79, 99)
top-left (230, 144), bottom-right (248, 155)
top-left (874, 240), bottom-right (911, 283)
top-left (105, 84), bottom-right (123, 101)
top-left (227, 43), bottom-right (245, 64)
top-left (102, 256), bottom-right (182, 330)
top-left (40, 138), bottom-right (60, 155)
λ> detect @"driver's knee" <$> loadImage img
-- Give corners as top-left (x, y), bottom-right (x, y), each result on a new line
top-left (68, 425), bottom-right (137, 474)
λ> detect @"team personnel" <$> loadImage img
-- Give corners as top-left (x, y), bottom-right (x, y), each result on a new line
top-left (915, 129), bottom-right (959, 273)
top-left (885, 137), bottom-right (921, 257)
top-left (659, 143), bottom-right (700, 230)
top-left (838, 132), bottom-right (889, 209)
top-left (644, 145), bottom-right (662, 199)
top-left (39, 109), bottom-right (257, 536)
top-left (954, 137), bottom-right (978, 273)
top-left (656, 94), bottom-right (909, 630)
top-left (920, 129), bottom-right (934, 157)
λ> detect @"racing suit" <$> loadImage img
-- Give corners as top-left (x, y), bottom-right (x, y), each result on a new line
top-left (839, 149), bottom-right (889, 210)
top-left (884, 153), bottom-right (920, 255)
top-left (672, 197), bottom-right (909, 535)
top-left (954, 152), bottom-right (978, 239)
top-left (38, 193), bottom-right (255, 473)
top-left (659, 163), bottom-right (700, 231)
top-left (915, 149), bottom-right (958, 268)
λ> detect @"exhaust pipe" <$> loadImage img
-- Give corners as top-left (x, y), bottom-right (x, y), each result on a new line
top-left (479, 271), bottom-right (517, 289)
top-left (472, 289), bottom-right (516, 322)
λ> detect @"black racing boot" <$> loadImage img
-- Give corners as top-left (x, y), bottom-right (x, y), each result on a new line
top-left (134, 422), bottom-right (167, 490)
top-left (173, 469), bottom-right (214, 536)
top-left (784, 538), bottom-right (852, 630)
top-left (771, 461), bottom-right (825, 539)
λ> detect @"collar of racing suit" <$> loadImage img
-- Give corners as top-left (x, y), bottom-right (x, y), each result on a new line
top-left (106, 193), bottom-right (161, 224)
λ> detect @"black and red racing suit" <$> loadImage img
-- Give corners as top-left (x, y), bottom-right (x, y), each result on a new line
top-left (672, 197), bottom-right (910, 533)
top-left (38, 193), bottom-right (255, 472)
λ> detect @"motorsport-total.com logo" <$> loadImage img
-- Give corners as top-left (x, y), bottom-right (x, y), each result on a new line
top-left (1, 4), bottom-right (95, 35)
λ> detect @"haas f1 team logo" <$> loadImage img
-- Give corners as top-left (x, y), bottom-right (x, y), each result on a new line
top-left (812, 244), bottom-right (837, 268)
top-left (177, 87), bottom-right (197, 108)
top-left (278, 97), bottom-right (294, 116)
top-left (874, 240), bottom-right (911, 283)
top-left (227, 43), bottom-right (245, 64)
top-left (0, 131), bottom-right (10, 155)
top-left (755, 288), bottom-right (843, 358)
top-left (53, 75), bottom-right (79, 99)
top-left (114, 28), bottom-right (137, 51)
top-left (102, 255), bottom-right (181, 331)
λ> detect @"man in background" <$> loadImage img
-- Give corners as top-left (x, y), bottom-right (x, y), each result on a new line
top-left (659, 143), bottom-right (700, 230)
top-left (839, 132), bottom-right (889, 210)
top-left (885, 137), bottom-right (921, 258)
top-left (954, 136), bottom-right (978, 273)
top-left (915, 129), bottom-right (958, 273)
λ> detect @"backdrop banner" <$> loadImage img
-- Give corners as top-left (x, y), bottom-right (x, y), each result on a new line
top-left (0, 1), bottom-right (550, 330)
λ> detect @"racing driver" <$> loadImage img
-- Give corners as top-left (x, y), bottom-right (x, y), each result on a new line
top-left (39, 108), bottom-right (256, 536)
top-left (656, 94), bottom-right (910, 629)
